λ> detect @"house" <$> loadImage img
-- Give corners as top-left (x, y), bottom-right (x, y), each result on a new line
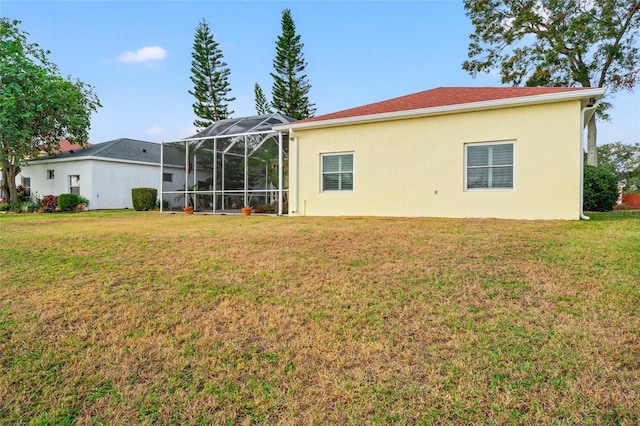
top-left (1, 139), bottom-right (90, 201)
top-left (20, 138), bottom-right (184, 210)
top-left (273, 86), bottom-right (605, 220)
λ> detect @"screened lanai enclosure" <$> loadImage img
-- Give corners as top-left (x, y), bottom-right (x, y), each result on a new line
top-left (161, 113), bottom-right (294, 215)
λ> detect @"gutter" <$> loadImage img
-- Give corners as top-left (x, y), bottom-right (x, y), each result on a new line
top-left (579, 98), bottom-right (601, 220)
top-left (273, 88), bottom-right (606, 132)
top-left (23, 155), bottom-right (162, 168)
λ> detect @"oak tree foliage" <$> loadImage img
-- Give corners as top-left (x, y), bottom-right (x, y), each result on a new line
top-left (0, 18), bottom-right (101, 203)
top-left (462, 0), bottom-right (640, 165)
top-left (597, 141), bottom-right (640, 190)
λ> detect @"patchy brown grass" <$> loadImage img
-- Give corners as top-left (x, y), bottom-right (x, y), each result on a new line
top-left (1, 210), bottom-right (639, 424)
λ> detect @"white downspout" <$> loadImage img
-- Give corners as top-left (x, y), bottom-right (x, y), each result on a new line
top-left (580, 99), bottom-right (600, 220)
top-left (289, 129), bottom-right (297, 214)
top-left (278, 131), bottom-right (283, 216)
top-left (184, 141), bottom-right (189, 209)
top-left (244, 135), bottom-right (248, 208)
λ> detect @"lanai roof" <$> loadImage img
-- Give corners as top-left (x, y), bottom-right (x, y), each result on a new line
top-left (185, 112), bottom-right (295, 140)
top-left (274, 86), bottom-right (605, 130)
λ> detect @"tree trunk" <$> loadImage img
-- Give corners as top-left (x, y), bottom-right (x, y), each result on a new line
top-left (586, 114), bottom-right (598, 166)
top-left (1, 168), bottom-right (9, 202)
top-left (3, 165), bottom-right (20, 204)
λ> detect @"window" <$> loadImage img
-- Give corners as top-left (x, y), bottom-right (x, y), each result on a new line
top-left (163, 172), bottom-right (173, 182)
top-left (322, 153), bottom-right (353, 191)
top-left (47, 169), bottom-right (55, 179)
top-left (69, 175), bottom-right (80, 195)
top-left (466, 142), bottom-right (514, 190)
top-left (21, 177), bottom-right (31, 196)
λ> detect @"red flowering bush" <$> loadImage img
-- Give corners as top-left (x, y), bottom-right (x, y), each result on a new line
top-left (41, 194), bottom-right (57, 212)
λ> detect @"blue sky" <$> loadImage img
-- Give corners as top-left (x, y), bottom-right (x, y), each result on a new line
top-left (3, 0), bottom-right (639, 145)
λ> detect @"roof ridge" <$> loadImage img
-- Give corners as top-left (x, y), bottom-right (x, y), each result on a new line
top-left (89, 138), bottom-right (157, 154)
top-left (118, 138), bottom-right (160, 145)
top-left (87, 138), bottom-right (123, 155)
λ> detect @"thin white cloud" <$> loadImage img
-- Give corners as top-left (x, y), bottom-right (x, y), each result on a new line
top-left (117, 46), bottom-right (167, 63)
top-left (145, 125), bottom-right (165, 136)
top-left (183, 127), bottom-right (198, 137)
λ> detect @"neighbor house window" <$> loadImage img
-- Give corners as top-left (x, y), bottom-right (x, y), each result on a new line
top-left (322, 153), bottom-right (354, 191)
top-left (163, 172), bottom-right (173, 182)
top-left (47, 169), bottom-right (55, 179)
top-left (466, 142), bottom-right (514, 190)
top-left (21, 177), bottom-right (31, 196)
top-left (69, 175), bottom-right (80, 195)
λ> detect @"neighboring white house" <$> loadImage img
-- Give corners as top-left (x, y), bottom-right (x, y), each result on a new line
top-left (19, 138), bottom-right (184, 210)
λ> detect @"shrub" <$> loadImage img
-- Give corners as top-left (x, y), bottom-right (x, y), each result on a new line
top-left (132, 187), bottom-right (157, 211)
top-left (21, 201), bottom-right (39, 213)
top-left (41, 195), bottom-right (57, 212)
top-left (0, 202), bottom-right (10, 211)
top-left (584, 165), bottom-right (619, 212)
top-left (4, 202), bottom-right (23, 212)
top-left (58, 194), bottom-right (80, 212)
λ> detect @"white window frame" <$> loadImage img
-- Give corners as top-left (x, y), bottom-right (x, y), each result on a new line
top-left (321, 152), bottom-right (354, 192)
top-left (465, 141), bottom-right (515, 191)
top-left (69, 175), bottom-right (80, 195)
top-left (21, 177), bottom-right (31, 196)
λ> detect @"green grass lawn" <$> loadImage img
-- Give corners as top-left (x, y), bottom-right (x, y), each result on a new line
top-left (1, 210), bottom-right (639, 424)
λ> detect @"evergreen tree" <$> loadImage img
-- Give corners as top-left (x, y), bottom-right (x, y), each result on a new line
top-left (254, 83), bottom-right (273, 115)
top-left (271, 9), bottom-right (315, 120)
top-left (189, 18), bottom-right (234, 130)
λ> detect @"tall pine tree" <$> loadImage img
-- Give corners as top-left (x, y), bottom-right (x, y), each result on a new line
top-left (189, 18), bottom-right (234, 130)
top-left (271, 9), bottom-right (315, 120)
top-left (254, 83), bottom-right (273, 115)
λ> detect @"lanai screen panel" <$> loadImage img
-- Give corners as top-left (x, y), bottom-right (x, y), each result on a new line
top-left (161, 142), bottom-right (188, 211)
top-left (160, 113), bottom-right (294, 213)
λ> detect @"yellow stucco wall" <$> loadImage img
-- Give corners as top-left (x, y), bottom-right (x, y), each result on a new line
top-left (289, 100), bottom-right (583, 220)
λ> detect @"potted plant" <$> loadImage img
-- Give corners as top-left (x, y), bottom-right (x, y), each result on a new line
top-left (76, 195), bottom-right (89, 211)
top-left (241, 205), bottom-right (252, 216)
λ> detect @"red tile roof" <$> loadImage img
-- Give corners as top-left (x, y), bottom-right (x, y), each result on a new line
top-left (37, 138), bottom-right (90, 157)
top-left (296, 86), bottom-right (592, 124)
top-left (57, 138), bottom-right (89, 152)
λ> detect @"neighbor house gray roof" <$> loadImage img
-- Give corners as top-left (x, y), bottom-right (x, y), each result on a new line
top-left (26, 138), bottom-right (182, 165)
